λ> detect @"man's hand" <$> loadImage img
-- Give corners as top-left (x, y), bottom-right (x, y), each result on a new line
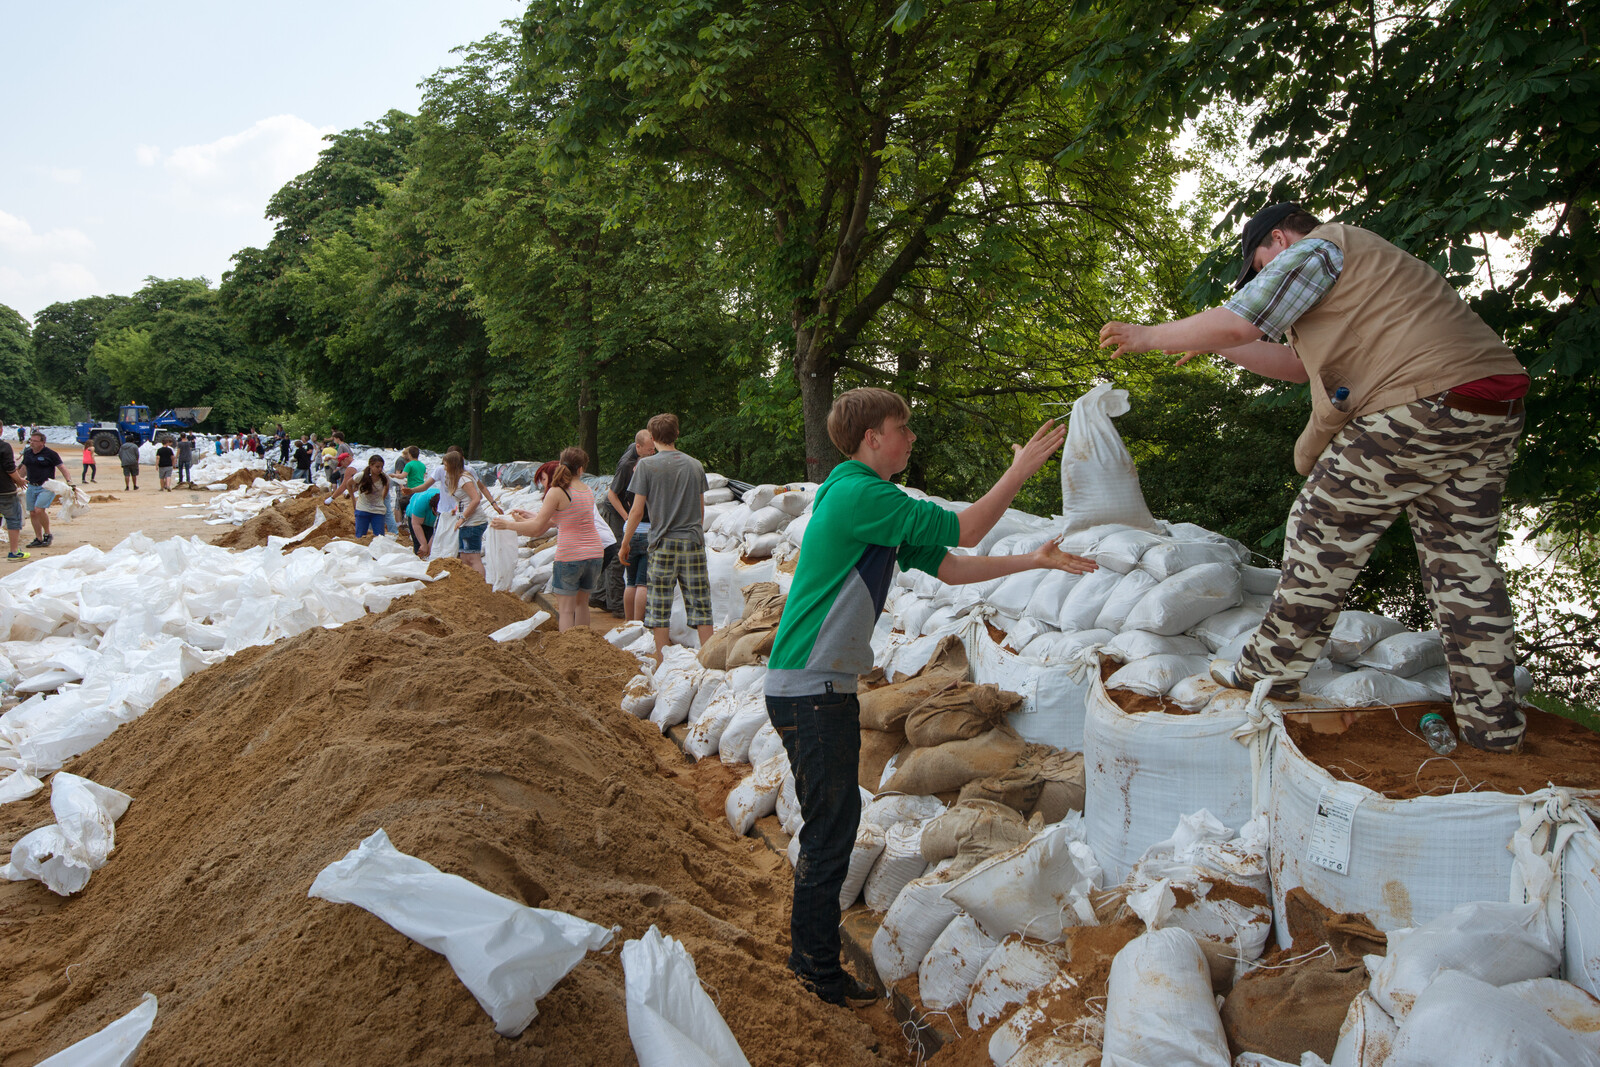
top-left (489, 515), bottom-right (512, 530)
top-left (1032, 540), bottom-right (1098, 575)
top-left (618, 540), bottom-right (630, 565)
top-left (1006, 419), bottom-right (1068, 482)
top-left (1099, 321), bottom-right (1154, 360)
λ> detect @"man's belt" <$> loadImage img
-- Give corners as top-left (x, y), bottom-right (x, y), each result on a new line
top-left (1439, 390), bottom-right (1525, 416)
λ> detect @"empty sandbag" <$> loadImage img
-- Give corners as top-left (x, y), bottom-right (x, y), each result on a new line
top-left (622, 926), bottom-right (752, 1067)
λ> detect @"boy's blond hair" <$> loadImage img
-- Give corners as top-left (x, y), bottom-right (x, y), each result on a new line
top-left (827, 388), bottom-right (911, 456)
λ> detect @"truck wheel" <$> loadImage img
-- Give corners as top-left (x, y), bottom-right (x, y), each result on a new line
top-left (91, 431), bottom-right (122, 457)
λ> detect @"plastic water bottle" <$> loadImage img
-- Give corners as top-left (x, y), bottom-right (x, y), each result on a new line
top-left (1332, 386), bottom-right (1351, 411)
top-left (1419, 712), bottom-right (1457, 755)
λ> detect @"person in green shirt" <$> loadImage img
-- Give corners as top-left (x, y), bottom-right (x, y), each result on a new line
top-left (766, 387), bottom-right (1096, 1005)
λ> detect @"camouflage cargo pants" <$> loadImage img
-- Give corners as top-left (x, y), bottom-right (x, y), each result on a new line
top-left (1239, 395), bottom-right (1526, 752)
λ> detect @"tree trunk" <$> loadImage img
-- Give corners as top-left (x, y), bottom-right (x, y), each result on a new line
top-left (795, 324), bottom-right (837, 483)
top-left (578, 376), bottom-right (599, 468)
top-left (468, 383), bottom-right (484, 460)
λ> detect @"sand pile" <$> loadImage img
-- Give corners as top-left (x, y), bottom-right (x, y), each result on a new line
top-left (0, 583), bottom-right (905, 1064)
top-left (211, 490), bottom-right (353, 550)
top-left (1287, 704), bottom-right (1600, 799)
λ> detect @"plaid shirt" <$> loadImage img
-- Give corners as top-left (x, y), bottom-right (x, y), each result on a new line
top-left (1225, 238), bottom-right (1344, 342)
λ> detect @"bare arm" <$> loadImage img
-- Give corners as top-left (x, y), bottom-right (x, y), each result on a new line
top-left (1208, 339), bottom-right (1308, 382)
top-left (937, 541), bottom-right (1097, 585)
top-left (491, 488), bottom-right (562, 537)
top-left (459, 479), bottom-right (484, 525)
top-left (956, 420), bottom-right (1068, 548)
top-left (607, 488), bottom-right (626, 514)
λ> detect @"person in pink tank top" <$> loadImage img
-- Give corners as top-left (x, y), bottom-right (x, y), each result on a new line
top-left (492, 447), bottom-right (607, 630)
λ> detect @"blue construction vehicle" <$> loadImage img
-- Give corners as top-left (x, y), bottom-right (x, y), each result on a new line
top-left (76, 404), bottom-right (212, 456)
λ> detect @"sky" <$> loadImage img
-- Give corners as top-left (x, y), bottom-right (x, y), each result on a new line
top-left (0, 0), bottom-right (520, 322)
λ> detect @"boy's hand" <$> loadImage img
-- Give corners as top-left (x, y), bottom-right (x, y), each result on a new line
top-left (1007, 419), bottom-right (1068, 481)
top-left (1031, 540), bottom-right (1098, 574)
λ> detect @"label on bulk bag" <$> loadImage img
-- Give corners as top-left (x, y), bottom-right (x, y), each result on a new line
top-left (1307, 785), bottom-right (1365, 875)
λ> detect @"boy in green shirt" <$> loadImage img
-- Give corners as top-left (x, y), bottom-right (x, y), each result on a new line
top-left (766, 388), bottom-right (1096, 1005)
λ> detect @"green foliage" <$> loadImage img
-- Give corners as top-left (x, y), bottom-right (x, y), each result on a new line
top-left (88, 278), bottom-right (291, 432)
top-left (31, 295), bottom-right (133, 409)
top-left (0, 304), bottom-right (70, 424)
top-left (1508, 540), bottom-right (1600, 712)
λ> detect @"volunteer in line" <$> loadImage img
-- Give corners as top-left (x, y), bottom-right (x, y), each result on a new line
top-left (1100, 203), bottom-right (1530, 753)
top-left (491, 447), bottom-right (606, 631)
top-left (21, 431), bottom-right (73, 549)
top-left (766, 388), bottom-right (1097, 1006)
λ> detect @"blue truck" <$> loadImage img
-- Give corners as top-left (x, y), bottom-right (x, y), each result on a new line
top-left (76, 404), bottom-right (212, 455)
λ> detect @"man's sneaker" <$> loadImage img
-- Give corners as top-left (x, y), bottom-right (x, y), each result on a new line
top-left (803, 972), bottom-right (879, 1007)
top-left (24, 538), bottom-right (44, 548)
top-left (6, 551), bottom-right (28, 562)
top-left (1210, 658), bottom-right (1300, 701)
top-left (41, 534), bottom-right (53, 547)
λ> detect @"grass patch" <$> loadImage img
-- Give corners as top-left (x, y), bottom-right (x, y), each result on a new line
top-left (1530, 691), bottom-right (1600, 735)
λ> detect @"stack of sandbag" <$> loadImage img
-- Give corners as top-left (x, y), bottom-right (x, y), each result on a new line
top-left (697, 582), bottom-right (786, 670)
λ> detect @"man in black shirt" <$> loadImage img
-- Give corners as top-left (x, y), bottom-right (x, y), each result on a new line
top-left (606, 429), bottom-right (657, 621)
top-left (20, 430), bottom-right (71, 549)
top-left (1, 436), bottom-right (27, 561)
top-left (156, 441), bottom-right (175, 491)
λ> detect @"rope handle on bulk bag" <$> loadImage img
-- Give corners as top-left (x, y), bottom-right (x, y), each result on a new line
top-left (1512, 787), bottom-right (1587, 949)
top-left (1229, 677), bottom-right (1284, 820)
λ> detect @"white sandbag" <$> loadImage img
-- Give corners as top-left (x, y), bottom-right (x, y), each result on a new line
top-left (0, 769), bottom-right (44, 804)
top-left (1352, 630), bottom-right (1446, 677)
top-left (743, 505), bottom-right (788, 536)
top-left (1093, 528), bottom-right (1167, 574)
top-left (488, 612), bottom-right (551, 642)
top-left (966, 935), bottom-right (1073, 1030)
top-left (1166, 673), bottom-right (1226, 713)
top-left (1267, 726), bottom-right (1576, 945)
top-left (1121, 562), bottom-right (1244, 637)
top-left (1186, 605), bottom-right (1268, 651)
top-left (1330, 991), bottom-right (1398, 1067)
top-left (717, 689), bottom-right (770, 765)
top-left (747, 720), bottom-right (783, 768)
top-left (1241, 565), bottom-right (1280, 596)
top-left (1022, 569), bottom-right (1082, 628)
top-left (839, 823), bottom-right (886, 909)
top-left (777, 772), bottom-right (802, 836)
top-left (1021, 627), bottom-right (1115, 667)
top-left (1502, 977), bottom-right (1600, 1055)
top-left (896, 598), bottom-right (937, 636)
top-left (650, 652), bottom-right (705, 733)
top-left (427, 507), bottom-right (460, 560)
top-left (1, 772), bottom-right (133, 896)
top-left (1060, 383), bottom-right (1157, 533)
top-left (965, 621), bottom-right (1092, 751)
top-left (861, 794), bottom-right (946, 832)
top-left (683, 687), bottom-right (739, 759)
top-left (871, 862), bottom-right (964, 982)
top-left (1385, 970), bottom-right (1598, 1067)
top-left (484, 528), bottom-right (520, 592)
top-left (1326, 612), bottom-right (1406, 663)
top-left (1055, 567), bottom-right (1124, 631)
top-left (743, 484), bottom-right (777, 510)
top-left (1103, 630), bottom-right (1209, 662)
top-left (740, 531), bottom-right (783, 559)
top-left (686, 670), bottom-right (726, 726)
top-left (607, 621), bottom-right (649, 648)
top-left (918, 913), bottom-right (1000, 1012)
top-left (35, 992), bottom-right (158, 1067)
top-left (308, 828), bottom-right (616, 1037)
top-left (622, 925), bottom-right (752, 1067)
top-left (1101, 928), bottom-right (1230, 1067)
top-left (920, 604), bottom-right (966, 637)
top-left (774, 489), bottom-right (813, 517)
top-left (1367, 899), bottom-right (1559, 1019)
top-left (705, 472), bottom-right (729, 490)
top-left (943, 819), bottom-right (1101, 942)
top-left (620, 672), bottom-right (656, 718)
top-left (1005, 1036), bottom-right (1100, 1067)
top-left (1106, 654), bottom-right (1210, 698)
top-left (1307, 669), bottom-right (1438, 708)
top-left (1094, 568), bottom-right (1160, 632)
top-left (1004, 616), bottom-right (1057, 655)
top-left (1140, 541), bottom-right (1241, 582)
top-left (725, 752), bottom-right (788, 836)
top-left (988, 571), bottom-right (1048, 619)
top-left (703, 486), bottom-right (734, 505)
top-left (863, 822), bottom-right (929, 912)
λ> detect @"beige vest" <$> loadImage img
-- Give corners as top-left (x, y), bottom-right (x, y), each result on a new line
top-left (1285, 224), bottom-right (1527, 474)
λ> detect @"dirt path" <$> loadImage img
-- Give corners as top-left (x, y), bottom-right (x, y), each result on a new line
top-left (4, 461), bottom-right (235, 563)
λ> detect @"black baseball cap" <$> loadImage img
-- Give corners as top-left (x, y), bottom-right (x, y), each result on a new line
top-left (1235, 202), bottom-right (1304, 289)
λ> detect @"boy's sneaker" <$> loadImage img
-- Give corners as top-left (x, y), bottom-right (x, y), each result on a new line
top-left (1210, 658), bottom-right (1299, 701)
top-left (6, 551), bottom-right (28, 561)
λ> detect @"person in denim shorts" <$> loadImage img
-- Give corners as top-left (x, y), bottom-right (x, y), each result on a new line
top-left (608, 429), bottom-right (657, 621)
top-left (492, 446), bottom-right (604, 630)
top-left (1, 437), bottom-right (27, 561)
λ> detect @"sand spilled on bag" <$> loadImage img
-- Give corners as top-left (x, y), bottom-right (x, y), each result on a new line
top-left (0, 574), bottom-right (907, 1066)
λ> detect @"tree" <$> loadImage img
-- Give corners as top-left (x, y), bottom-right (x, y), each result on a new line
top-left (0, 303), bottom-right (69, 425)
top-left (522, 0), bottom-right (1201, 480)
top-left (31, 295), bottom-right (133, 412)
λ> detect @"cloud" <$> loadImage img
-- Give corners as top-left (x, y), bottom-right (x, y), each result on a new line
top-left (0, 209), bottom-right (99, 316)
top-left (0, 210), bottom-right (94, 257)
top-left (139, 115), bottom-right (337, 216)
top-left (36, 167), bottom-right (83, 185)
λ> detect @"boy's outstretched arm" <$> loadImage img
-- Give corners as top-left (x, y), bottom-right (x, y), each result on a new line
top-left (937, 540), bottom-right (1097, 586)
top-left (955, 420), bottom-right (1068, 548)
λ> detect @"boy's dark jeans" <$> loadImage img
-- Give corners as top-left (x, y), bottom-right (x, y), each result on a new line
top-left (765, 690), bottom-right (862, 992)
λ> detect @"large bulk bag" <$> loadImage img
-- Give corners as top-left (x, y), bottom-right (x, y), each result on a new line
top-left (1082, 669), bottom-right (1258, 885)
top-left (963, 617), bottom-right (1092, 752)
top-left (1266, 726), bottom-right (1589, 946)
top-left (1558, 827), bottom-right (1600, 996)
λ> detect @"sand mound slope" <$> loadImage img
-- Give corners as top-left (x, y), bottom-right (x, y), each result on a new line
top-left (0, 589), bottom-right (901, 1065)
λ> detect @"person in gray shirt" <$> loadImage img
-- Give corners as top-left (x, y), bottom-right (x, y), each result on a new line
top-left (119, 437), bottom-right (141, 491)
top-left (620, 413), bottom-right (711, 662)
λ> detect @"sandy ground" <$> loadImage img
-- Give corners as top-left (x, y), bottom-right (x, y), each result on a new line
top-left (3, 461), bottom-right (223, 565)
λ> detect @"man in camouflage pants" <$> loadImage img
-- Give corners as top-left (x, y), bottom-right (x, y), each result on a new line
top-left (1101, 204), bottom-right (1530, 751)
